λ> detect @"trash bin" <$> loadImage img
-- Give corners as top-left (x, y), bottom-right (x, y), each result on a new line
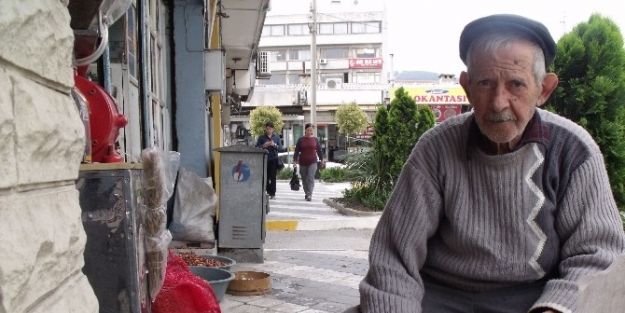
top-left (215, 145), bottom-right (268, 263)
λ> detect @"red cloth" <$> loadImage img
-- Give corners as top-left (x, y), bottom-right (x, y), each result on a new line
top-left (294, 137), bottom-right (323, 166)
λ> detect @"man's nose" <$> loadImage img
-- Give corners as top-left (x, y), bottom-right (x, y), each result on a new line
top-left (490, 83), bottom-right (511, 112)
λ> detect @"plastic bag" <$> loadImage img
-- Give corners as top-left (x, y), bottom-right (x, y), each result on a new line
top-left (146, 228), bottom-right (173, 300)
top-left (141, 148), bottom-right (180, 300)
top-left (170, 168), bottom-right (218, 242)
top-left (142, 148), bottom-right (180, 208)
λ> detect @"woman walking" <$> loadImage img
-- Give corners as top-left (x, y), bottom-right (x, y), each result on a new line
top-left (293, 123), bottom-right (325, 201)
top-left (255, 122), bottom-right (282, 199)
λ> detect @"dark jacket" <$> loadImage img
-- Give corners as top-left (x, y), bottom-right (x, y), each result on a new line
top-left (255, 133), bottom-right (282, 161)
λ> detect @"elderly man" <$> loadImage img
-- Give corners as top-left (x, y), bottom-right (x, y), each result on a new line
top-left (357, 14), bottom-right (625, 313)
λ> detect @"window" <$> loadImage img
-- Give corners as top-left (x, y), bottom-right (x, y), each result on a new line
top-left (269, 50), bottom-right (287, 62)
top-left (265, 73), bottom-right (286, 85)
top-left (351, 21), bottom-right (380, 34)
top-left (262, 25), bottom-right (285, 36)
top-left (318, 22), bottom-right (348, 35)
top-left (289, 49), bottom-right (311, 61)
top-left (319, 23), bottom-right (334, 35)
top-left (126, 5), bottom-right (137, 78)
top-left (287, 74), bottom-right (301, 84)
top-left (334, 23), bottom-right (348, 34)
top-left (288, 24), bottom-right (309, 36)
top-left (320, 48), bottom-right (348, 59)
top-left (354, 47), bottom-right (377, 58)
top-left (354, 72), bottom-right (381, 83)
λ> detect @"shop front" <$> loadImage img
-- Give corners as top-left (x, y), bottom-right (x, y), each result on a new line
top-left (391, 86), bottom-right (471, 123)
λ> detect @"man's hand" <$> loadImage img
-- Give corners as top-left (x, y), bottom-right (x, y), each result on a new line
top-left (293, 160), bottom-right (298, 166)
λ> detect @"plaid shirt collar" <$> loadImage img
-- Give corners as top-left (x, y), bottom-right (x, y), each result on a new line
top-left (466, 111), bottom-right (550, 157)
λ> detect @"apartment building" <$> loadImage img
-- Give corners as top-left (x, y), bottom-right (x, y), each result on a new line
top-left (231, 0), bottom-right (388, 157)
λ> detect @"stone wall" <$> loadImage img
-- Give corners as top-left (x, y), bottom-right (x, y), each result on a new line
top-left (0, 1), bottom-right (98, 312)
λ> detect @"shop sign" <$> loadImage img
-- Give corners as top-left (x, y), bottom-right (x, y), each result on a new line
top-left (349, 58), bottom-right (383, 69)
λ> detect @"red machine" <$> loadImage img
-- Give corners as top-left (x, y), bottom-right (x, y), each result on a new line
top-left (74, 71), bottom-right (128, 163)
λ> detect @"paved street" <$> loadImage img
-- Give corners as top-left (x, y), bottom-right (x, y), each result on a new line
top-left (220, 180), bottom-right (378, 312)
top-left (221, 230), bottom-right (372, 313)
top-left (265, 181), bottom-right (380, 231)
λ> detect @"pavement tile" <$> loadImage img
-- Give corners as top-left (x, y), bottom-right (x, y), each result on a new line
top-left (220, 298), bottom-right (245, 310)
top-left (310, 301), bottom-right (353, 313)
top-left (272, 302), bottom-right (310, 312)
top-left (248, 297), bottom-right (287, 308)
top-left (228, 304), bottom-right (269, 313)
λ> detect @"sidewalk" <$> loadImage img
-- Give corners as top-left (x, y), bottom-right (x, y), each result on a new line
top-left (220, 229), bottom-right (372, 313)
top-left (216, 181), bottom-right (377, 312)
top-left (265, 181), bottom-right (380, 231)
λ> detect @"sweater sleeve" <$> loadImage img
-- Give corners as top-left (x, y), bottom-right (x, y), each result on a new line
top-left (293, 138), bottom-right (302, 162)
top-left (255, 136), bottom-right (264, 148)
top-left (359, 144), bottom-right (444, 313)
top-left (530, 153), bottom-right (625, 313)
top-left (275, 134), bottom-right (283, 152)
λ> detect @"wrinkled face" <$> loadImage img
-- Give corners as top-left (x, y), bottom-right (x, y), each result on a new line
top-left (460, 40), bottom-right (556, 147)
top-left (265, 126), bottom-right (274, 136)
top-left (305, 126), bottom-right (314, 137)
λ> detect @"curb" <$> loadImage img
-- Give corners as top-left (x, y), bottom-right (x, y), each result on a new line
top-left (265, 217), bottom-right (379, 231)
top-left (266, 220), bottom-right (298, 231)
top-left (323, 198), bottom-right (383, 217)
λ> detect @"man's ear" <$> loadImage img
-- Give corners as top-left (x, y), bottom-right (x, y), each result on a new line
top-left (459, 71), bottom-right (471, 104)
top-left (537, 73), bottom-right (558, 107)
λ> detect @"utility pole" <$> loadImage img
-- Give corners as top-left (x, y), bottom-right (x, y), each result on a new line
top-left (309, 0), bottom-right (318, 137)
top-left (389, 53), bottom-right (394, 83)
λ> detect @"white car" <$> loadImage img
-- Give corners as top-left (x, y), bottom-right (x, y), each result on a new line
top-left (278, 151), bottom-right (345, 171)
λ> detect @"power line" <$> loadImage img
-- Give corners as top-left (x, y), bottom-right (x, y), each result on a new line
top-left (316, 12), bottom-right (386, 30)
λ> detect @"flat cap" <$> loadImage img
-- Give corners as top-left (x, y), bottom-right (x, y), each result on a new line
top-left (459, 14), bottom-right (557, 69)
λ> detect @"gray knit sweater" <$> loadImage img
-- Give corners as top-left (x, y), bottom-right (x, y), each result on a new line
top-left (360, 109), bottom-right (625, 313)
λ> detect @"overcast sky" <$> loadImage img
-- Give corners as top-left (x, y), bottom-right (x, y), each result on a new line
top-left (267, 0), bottom-right (625, 76)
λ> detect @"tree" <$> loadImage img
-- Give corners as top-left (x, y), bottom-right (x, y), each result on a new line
top-left (371, 105), bottom-right (391, 162)
top-left (386, 87), bottom-right (436, 178)
top-left (335, 101), bottom-right (369, 147)
top-left (545, 14), bottom-right (625, 208)
top-left (249, 106), bottom-right (284, 137)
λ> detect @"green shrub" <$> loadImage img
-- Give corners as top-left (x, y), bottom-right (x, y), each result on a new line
top-left (342, 185), bottom-right (389, 211)
top-left (277, 167), bottom-right (294, 180)
top-left (320, 167), bottom-right (353, 182)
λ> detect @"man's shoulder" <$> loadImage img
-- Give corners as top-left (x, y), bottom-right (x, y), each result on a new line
top-left (538, 109), bottom-right (601, 154)
top-left (420, 112), bottom-right (472, 143)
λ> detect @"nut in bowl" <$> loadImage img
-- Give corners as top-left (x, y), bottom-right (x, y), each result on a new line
top-left (179, 253), bottom-right (236, 271)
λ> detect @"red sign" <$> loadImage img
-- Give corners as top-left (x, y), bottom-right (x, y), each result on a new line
top-left (429, 104), bottom-right (463, 123)
top-left (348, 58), bottom-right (383, 69)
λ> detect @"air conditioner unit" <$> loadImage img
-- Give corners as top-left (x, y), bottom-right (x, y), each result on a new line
top-left (326, 78), bottom-right (343, 89)
top-left (319, 59), bottom-right (328, 65)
